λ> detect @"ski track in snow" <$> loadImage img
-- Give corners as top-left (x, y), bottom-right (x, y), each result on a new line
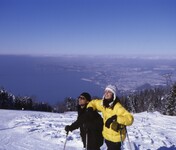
top-left (129, 112), bottom-right (176, 150)
top-left (0, 110), bottom-right (176, 150)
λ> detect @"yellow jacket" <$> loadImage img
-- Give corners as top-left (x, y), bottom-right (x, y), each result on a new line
top-left (87, 99), bottom-right (134, 143)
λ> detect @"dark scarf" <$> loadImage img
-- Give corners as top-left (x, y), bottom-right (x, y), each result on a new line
top-left (103, 98), bottom-right (113, 108)
top-left (103, 97), bottom-right (119, 109)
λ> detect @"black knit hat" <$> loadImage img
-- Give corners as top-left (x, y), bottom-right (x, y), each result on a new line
top-left (80, 92), bottom-right (91, 101)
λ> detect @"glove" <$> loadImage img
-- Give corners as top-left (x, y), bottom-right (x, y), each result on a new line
top-left (111, 122), bottom-right (123, 132)
top-left (86, 107), bottom-right (94, 113)
top-left (105, 115), bottom-right (117, 128)
top-left (65, 125), bottom-right (71, 132)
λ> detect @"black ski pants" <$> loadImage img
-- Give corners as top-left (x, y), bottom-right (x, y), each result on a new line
top-left (87, 148), bottom-right (100, 150)
top-left (105, 139), bottom-right (121, 150)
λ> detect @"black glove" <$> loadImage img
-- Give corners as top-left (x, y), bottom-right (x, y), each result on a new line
top-left (86, 107), bottom-right (94, 113)
top-left (65, 125), bottom-right (71, 132)
top-left (105, 115), bottom-right (117, 128)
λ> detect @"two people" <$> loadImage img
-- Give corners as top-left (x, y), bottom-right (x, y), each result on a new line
top-left (65, 85), bottom-right (134, 150)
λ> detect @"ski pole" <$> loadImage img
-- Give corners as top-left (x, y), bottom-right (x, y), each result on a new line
top-left (120, 129), bottom-right (124, 150)
top-left (63, 131), bottom-right (69, 150)
top-left (86, 133), bottom-right (88, 150)
top-left (125, 127), bottom-right (133, 150)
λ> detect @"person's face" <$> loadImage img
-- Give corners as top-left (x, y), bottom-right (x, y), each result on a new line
top-left (104, 90), bottom-right (113, 100)
top-left (78, 96), bottom-right (89, 107)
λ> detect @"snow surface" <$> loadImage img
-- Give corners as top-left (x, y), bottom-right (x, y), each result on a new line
top-left (0, 109), bottom-right (176, 150)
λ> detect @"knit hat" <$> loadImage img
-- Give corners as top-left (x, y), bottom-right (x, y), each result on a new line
top-left (80, 92), bottom-right (91, 101)
top-left (104, 84), bottom-right (117, 100)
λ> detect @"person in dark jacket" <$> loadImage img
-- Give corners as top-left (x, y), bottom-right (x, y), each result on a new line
top-left (65, 92), bottom-right (103, 150)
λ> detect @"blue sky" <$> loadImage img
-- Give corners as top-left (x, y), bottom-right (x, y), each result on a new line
top-left (0, 0), bottom-right (176, 56)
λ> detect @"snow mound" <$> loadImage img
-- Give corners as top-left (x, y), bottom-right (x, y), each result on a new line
top-left (0, 109), bottom-right (176, 150)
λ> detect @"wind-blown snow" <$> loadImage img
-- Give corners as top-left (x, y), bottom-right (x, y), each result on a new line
top-left (0, 109), bottom-right (175, 150)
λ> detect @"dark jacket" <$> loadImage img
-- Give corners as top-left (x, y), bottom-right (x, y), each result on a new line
top-left (69, 105), bottom-right (104, 149)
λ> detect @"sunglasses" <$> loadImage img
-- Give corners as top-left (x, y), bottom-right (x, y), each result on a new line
top-left (78, 96), bottom-right (86, 100)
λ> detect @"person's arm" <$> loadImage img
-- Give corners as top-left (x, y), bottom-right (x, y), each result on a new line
top-left (87, 99), bottom-right (102, 112)
top-left (115, 103), bottom-right (134, 126)
top-left (65, 119), bottom-right (80, 132)
top-left (105, 103), bottom-right (134, 128)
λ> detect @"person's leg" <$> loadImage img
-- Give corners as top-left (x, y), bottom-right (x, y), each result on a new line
top-left (105, 139), bottom-right (121, 150)
top-left (87, 147), bottom-right (100, 150)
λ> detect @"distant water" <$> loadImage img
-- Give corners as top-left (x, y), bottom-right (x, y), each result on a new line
top-left (0, 55), bottom-right (102, 105)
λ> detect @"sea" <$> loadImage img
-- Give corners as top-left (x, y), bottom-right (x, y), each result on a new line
top-left (0, 55), bottom-right (103, 105)
top-left (1, 54), bottom-right (176, 105)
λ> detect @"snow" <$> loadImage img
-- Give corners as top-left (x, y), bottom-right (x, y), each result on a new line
top-left (0, 109), bottom-right (176, 150)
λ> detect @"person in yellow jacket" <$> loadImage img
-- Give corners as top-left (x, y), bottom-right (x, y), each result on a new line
top-left (87, 84), bottom-right (134, 150)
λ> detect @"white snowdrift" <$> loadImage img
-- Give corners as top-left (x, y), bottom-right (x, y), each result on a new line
top-left (0, 109), bottom-right (175, 150)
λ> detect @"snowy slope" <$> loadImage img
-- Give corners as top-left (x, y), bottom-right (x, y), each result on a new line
top-left (0, 109), bottom-right (176, 150)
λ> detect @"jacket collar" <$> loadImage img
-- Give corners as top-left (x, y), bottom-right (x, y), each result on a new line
top-left (101, 97), bottom-right (119, 109)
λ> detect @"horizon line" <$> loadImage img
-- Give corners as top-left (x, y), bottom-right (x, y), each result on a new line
top-left (0, 53), bottom-right (176, 59)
